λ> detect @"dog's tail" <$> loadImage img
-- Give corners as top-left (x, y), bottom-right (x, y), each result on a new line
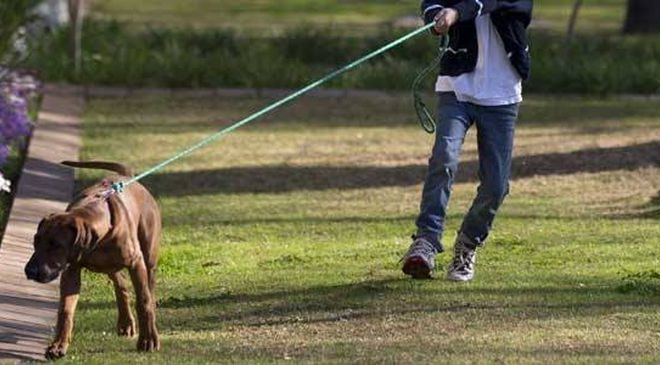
top-left (61, 161), bottom-right (133, 177)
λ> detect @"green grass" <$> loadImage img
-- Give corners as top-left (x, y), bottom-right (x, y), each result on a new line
top-left (54, 92), bottom-right (660, 363)
top-left (91, 0), bottom-right (627, 35)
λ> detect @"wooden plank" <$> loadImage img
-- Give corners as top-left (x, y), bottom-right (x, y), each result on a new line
top-left (0, 85), bottom-right (82, 361)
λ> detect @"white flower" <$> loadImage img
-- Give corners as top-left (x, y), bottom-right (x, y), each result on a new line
top-left (0, 173), bottom-right (11, 193)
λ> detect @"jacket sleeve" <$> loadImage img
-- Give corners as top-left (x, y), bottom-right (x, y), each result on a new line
top-left (421, 0), bottom-right (492, 24)
top-left (420, 0), bottom-right (448, 24)
top-left (452, 0), bottom-right (533, 22)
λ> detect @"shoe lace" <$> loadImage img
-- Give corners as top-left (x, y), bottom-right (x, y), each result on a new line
top-left (451, 241), bottom-right (475, 271)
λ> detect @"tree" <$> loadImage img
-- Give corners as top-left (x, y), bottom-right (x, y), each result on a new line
top-left (624, 0), bottom-right (660, 34)
top-left (564, 0), bottom-right (582, 50)
top-left (68, 0), bottom-right (84, 77)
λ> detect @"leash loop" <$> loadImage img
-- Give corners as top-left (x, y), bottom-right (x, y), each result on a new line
top-left (412, 35), bottom-right (449, 134)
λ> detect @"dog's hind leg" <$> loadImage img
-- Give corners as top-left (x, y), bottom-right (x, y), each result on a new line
top-left (138, 235), bottom-right (159, 301)
top-left (109, 271), bottom-right (136, 337)
top-left (129, 258), bottom-right (160, 352)
top-left (138, 201), bottom-right (161, 300)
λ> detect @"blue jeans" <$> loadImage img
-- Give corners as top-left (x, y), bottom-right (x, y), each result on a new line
top-left (416, 92), bottom-right (518, 252)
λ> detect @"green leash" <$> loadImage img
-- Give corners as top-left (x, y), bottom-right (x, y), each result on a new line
top-left (111, 23), bottom-right (441, 194)
top-left (412, 35), bottom-right (449, 134)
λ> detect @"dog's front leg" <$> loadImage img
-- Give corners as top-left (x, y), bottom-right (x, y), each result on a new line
top-left (129, 258), bottom-right (160, 352)
top-left (46, 266), bottom-right (81, 360)
top-left (109, 271), bottom-right (136, 337)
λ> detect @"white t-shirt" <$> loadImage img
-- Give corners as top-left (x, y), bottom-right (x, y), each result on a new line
top-left (435, 14), bottom-right (523, 106)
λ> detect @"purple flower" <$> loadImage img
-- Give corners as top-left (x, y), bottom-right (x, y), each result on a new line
top-left (0, 96), bottom-right (31, 141)
top-left (0, 68), bottom-right (40, 170)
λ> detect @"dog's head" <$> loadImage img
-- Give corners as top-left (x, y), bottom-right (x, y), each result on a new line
top-left (24, 214), bottom-right (95, 283)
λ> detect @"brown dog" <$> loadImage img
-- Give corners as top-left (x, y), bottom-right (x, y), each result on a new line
top-left (24, 161), bottom-right (161, 359)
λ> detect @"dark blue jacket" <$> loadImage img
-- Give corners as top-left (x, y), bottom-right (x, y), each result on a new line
top-left (421, 0), bottom-right (533, 80)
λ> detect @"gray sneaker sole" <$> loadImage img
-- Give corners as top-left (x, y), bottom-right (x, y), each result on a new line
top-left (446, 271), bottom-right (474, 282)
top-left (402, 256), bottom-right (433, 279)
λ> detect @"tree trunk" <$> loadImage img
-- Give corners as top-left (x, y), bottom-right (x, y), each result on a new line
top-left (624, 0), bottom-right (660, 34)
top-left (67, 0), bottom-right (83, 78)
top-left (564, 0), bottom-right (582, 51)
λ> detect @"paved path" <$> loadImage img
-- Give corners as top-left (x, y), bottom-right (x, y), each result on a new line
top-left (0, 85), bottom-right (82, 361)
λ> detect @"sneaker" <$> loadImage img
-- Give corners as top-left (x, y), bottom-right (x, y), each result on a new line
top-left (401, 235), bottom-right (437, 279)
top-left (447, 233), bottom-right (477, 282)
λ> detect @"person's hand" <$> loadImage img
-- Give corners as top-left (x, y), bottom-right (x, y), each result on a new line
top-left (433, 8), bottom-right (459, 35)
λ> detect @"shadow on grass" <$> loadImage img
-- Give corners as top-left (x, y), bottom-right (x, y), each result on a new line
top-left (518, 98), bottom-right (660, 127)
top-left (87, 95), bottom-right (417, 134)
top-left (90, 94), bottom-right (660, 135)
top-left (191, 284), bottom-right (659, 329)
top-left (641, 191), bottom-right (660, 218)
top-left (108, 140), bottom-right (660, 196)
top-left (617, 190), bottom-right (660, 219)
top-left (80, 277), bottom-right (660, 331)
top-left (161, 213), bottom-right (611, 229)
top-left (161, 214), bottom-right (418, 227)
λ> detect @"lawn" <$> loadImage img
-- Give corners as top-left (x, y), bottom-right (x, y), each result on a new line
top-left (53, 91), bottom-right (660, 363)
top-left (91, 0), bottom-right (627, 34)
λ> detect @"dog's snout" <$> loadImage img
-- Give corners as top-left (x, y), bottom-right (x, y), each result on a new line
top-left (25, 262), bottom-right (39, 280)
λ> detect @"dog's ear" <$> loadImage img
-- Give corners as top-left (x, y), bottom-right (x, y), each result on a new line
top-left (71, 217), bottom-right (99, 250)
top-left (66, 217), bottom-right (100, 262)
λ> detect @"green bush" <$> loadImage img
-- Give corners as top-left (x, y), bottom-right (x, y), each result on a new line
top-left (531, 34), bottom-right (660, 94)
top-left (0, 0), bottom-right (42, 64)
top-left (26, 19), bottom-right (660, 94)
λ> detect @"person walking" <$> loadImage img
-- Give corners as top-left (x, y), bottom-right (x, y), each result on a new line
top-left (402, 0), bottom-right (533, 281)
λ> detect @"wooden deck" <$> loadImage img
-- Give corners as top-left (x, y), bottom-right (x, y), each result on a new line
top-left (0, 86), bottom-right (82, 361)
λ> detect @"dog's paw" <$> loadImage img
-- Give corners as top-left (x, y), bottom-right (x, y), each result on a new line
top-left (117, 319), bottom-right (136, 337)
top-left (136, 332), bottom-right (160, 352)
top-left (45, 342), bottom-right (68, 360)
